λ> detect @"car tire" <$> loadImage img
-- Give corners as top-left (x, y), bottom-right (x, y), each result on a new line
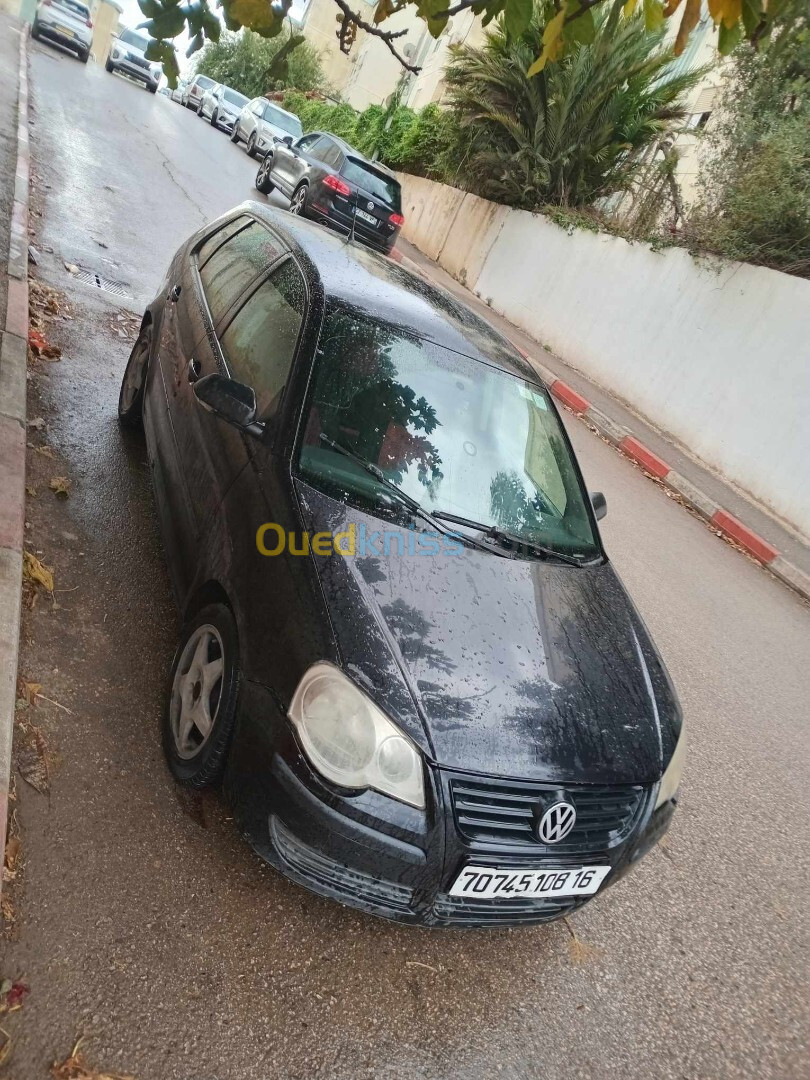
top-left (105, 57), bottom-right (114, 72)
top-left (163, 603), bottom-right (241, 788)
top-left (211, 110), bottom-right (218, 126)
top-left (31, 20), bottom-right (40, 39)
top-left (254, 154), bottom-right (275, 195)
top-left (229, 125), bottom-right (240, 143)
top-left (148, 84), bottom-right (157, 93)
top-left (289, 183), bottom-right (308, 217)
top-left (118, 323), bottom-right (151, 428)
top-left (246, 132), bottom-right (257, 158)
top-left (79, 49), bottom-right (89, 63)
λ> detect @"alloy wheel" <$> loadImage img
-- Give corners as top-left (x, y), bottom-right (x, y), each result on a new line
top-left (169, 625), bottom-right (225, 760)
top-left (290, 187), bottom-right (306, 215)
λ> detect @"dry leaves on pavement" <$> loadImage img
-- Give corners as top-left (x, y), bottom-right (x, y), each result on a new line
top-left (16, 727), bottom-right (50, 795)
top-left (49, 476), bottom-right (71, 499)
top-left (52, 1037), bottom-right (135, 1080)
top-left (23, 551), bottom-right (54, 594)
top-left (28, 328), bottom-right (61, 361)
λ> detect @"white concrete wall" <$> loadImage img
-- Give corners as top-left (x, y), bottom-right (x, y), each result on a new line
top-left (396, 173), bottom-right (810, 538)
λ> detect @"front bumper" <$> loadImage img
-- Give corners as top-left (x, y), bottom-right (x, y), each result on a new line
top-left (226, 681), bottom-right (676, 928)
top-left (217, 114), bottom-right (237, 131)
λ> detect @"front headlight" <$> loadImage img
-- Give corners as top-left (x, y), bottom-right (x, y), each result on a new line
top-left (288, 663), bottom-right (425, 809)
top-left (655, 724), bottom-right (685, 809)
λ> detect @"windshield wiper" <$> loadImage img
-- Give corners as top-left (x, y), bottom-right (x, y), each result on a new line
top-left (318, 435), bottom-right (509, 558)
top-left (431, 510), bottom-right (587, 566)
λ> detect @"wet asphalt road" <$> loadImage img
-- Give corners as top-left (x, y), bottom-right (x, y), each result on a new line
top-left (1, 38), bottom-right (809, 1080)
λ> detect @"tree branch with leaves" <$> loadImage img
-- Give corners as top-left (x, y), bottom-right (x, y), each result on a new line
top-left (137, 0), bottom-right (806, 87)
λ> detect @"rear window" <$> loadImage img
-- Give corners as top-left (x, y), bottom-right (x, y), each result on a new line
top-left (340, 159), bottom-right (401, 210)
top-left (223, 89), bottom-right (248, 107)
top-left (119, 29), bottom-right (149, 51)
top-left (265, 105), bottom-right (303, 137)
top-left (58, 0), bottom-right (90, 17)
top-left (195, 76), bottom-right (216, 90)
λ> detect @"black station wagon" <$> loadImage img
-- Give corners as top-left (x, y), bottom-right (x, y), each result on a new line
top-left (118, 204), bottom-right (684, 927)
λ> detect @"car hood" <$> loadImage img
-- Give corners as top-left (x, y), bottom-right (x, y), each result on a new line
top-left (295, 483), bottom-right (681, 786)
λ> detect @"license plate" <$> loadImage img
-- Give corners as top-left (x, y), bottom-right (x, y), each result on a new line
top-left (56, 24), bottom-right (75, 36)
top-left (450, 864), bottom-right (611, 900)
top-left (355, 209), bottom-right (378, 226)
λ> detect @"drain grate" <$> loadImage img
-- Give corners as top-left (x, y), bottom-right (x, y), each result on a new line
top-left (73, 267), bottom-right (132, 298)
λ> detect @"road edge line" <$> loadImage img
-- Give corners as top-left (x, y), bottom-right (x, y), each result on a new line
top-left (527, 359), bottom-right (810, 605)
top-left (0, 24), bottom-right (30, 898)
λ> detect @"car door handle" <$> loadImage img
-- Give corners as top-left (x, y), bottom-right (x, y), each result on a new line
top-left (188, 358), bottom-right (201, 382)
top-left (170, 284), bottom-right (182, 303)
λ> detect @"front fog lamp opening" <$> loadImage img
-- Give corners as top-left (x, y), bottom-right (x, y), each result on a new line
top-left (289, 664), bottom-right (425, 809)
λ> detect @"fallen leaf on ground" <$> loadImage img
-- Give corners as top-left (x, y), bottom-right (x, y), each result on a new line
top-left (0, 1027), bottom-right (11, 1068)
top-left (26, 485), bottom-right (38, 497)
top-left (64, 262), bottom-right (79, 275)
top-left (52, 1037), bottom-right (135, 1080)
top-left (16, 678), bottom-right (41, 707)
top-left (0, 979), bottom-right (29, 1014)
top-left (49, 476), bottom-right (71, 498)
top-left (28, 416), bottom-right (46, 431)
top-left (23, 551), bottom-right (54, 593)
top-left (35, 445), bottom-right (56, 459)
top-left (17, 729), bottom-right (49, 795)
top-left (28, 329), bottom-right (61, 360)
top-left (3, 836), bottom-right (21, 880)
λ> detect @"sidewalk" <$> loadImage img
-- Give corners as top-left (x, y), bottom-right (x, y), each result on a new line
top-left (0, 14), bottom-right (28, 895)
top-left (395, 236), bottom-right (810, 597)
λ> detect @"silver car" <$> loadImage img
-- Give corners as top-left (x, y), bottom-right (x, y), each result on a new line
top-left (182, 74), bottom-right (216, 111)
top-left (198, 83), bottom-right (249, 132)
top-left (231, 97), bottom-right (303, 158)
top-left (105, 27), bottom-right (162, 92)
top-left (32, 0), bottom-right (93, 63)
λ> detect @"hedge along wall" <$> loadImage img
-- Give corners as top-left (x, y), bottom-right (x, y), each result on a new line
top-left (396, 172), bottom-right (810, 539)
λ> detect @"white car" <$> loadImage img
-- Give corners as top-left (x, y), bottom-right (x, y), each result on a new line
top-left (182, 74), bottom-right (216, 111)
top-left (105, 27), bottom-right (162, 93)
top-left (231, 97), bottom-right (303, 158)
top-left (32, 0), bottom-right (93, 64)
top-left (197, 83), bottom-right (249, 133)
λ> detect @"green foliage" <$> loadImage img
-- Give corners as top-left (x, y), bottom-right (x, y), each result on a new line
top-left (192, 27), bottom-right (325, 97)
top-left (688, 3), bottom-right (810, 277)
top-left (137, 0), bottom-right (796, 90)
top-left (444, 2), bottom-right (704, 208)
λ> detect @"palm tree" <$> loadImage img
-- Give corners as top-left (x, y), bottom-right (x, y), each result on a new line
top-left (444, 3), bottom-right (706, 209)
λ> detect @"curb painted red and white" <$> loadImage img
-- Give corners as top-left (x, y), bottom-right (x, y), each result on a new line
top-left (526, 356), bottom-right (810, 603)
top-left (0, 25), bottom-right (30, 895)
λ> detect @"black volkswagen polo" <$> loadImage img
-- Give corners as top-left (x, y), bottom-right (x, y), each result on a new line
top-left (119, 204), bottom-right (684, 928)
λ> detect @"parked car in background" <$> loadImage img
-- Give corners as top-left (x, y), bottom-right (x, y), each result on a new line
top-left (231, 97), bottom-right (303, 158)
top-left (198, 83), bottom-right (249, 132)
top-left (182, 74), bottom-right (216, 111)
top-left (255, 132), bottom-right (404, 255)
top-left (105, 27), bottom-right (161, 93)
top-left (170, 80), bottom-right (187, 104)
top-left (32, 0), bottom-right (93, 64)
top-left (117, 204), bottom-right (683, 928)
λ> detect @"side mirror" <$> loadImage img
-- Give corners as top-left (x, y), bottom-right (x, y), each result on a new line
top-left (282, 135), bottom-right (293, 146)
top-left (590, 491), bottom-right (607, 521)
top-left (193, 373), bottom-right (258, 429)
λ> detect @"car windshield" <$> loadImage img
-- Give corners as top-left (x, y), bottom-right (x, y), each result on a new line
top-left (58, 0), bottom-right (89, 16)
top-left (297, 306), bottom-right (600, 559)
top-left (223, 89), bottom-right (248, 107)
top-left (196, 76), bottom-right (215, 89)
top-left (340, 159), bottom-right (401, 210)
top-left (119, 29), bottom-right (149, 51)
top-left (266, 105), bottom-right (303, 136)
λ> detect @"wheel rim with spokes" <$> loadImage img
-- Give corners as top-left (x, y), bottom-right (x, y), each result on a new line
top-left (120, 337), bottom-right (148, 414)
top-left (170, 625), bottom-right (225, 760)
top-left (258, 155), bottom-right (272, 185)
top-left (291, 188), bottom-right (306, 214)
top-left (247, 134), bottom-right (255, 153)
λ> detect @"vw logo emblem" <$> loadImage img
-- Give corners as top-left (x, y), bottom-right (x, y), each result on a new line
top-left (537, 801), bottom-right (577, 844)
top-left (367, 200), bottom-right (374, 211)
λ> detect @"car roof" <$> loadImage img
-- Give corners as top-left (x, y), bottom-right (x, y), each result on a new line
top-left (237, 202), bottom-right (538, 382)
top-left (261, 99), bottom-right (301, 121)
top-left (311, 133), bottom-right (397, 179)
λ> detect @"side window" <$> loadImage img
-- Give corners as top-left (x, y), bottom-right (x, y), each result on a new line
top-left (252, 100), bottom-right (264, 116)
top-left (198, 222), bottom-right (286, 326)
top-left (197, 216), bottom-right (251, 269)
top-left (296, 133), bottom-right (320, 152)
top-left (307, 136), bottom-right (333, 161)
top-left (319, 142), bottom-right (343, 169)
top-left (219, 260), bottom-right (306, 421)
